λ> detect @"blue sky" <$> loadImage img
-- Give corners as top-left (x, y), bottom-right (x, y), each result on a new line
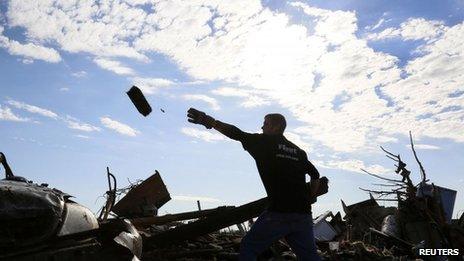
top-left (1, 0), bottom-right (463, 218)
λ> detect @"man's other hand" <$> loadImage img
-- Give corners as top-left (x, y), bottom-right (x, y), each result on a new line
top-left (187, 108), bottom-right (216, 129)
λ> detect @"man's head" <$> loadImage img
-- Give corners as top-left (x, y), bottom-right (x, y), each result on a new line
top-left (262, 113), bottom-right (286, 135)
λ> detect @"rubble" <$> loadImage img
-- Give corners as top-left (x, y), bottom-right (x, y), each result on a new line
top-left (1, 132), bottom-right (463, 260)
top-left (0, 154), bottom-right (141, 261)
top-left (127, 85), bottom-right (152, 117)
top-left (130, 206), bottom-right (236, 228)
top-left (313, 211), bottom-right (340, 241)
top-left (112, 170), bottom-right (171, 218)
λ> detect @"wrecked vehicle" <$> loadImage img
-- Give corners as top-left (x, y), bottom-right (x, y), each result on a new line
top-left (0, 152), bottom-right (141, 260)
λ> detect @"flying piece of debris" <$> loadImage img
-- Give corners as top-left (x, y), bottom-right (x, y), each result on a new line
top-left (127, 86), bottom-right (152, 117)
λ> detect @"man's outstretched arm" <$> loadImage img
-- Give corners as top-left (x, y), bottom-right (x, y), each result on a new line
top-left (307, 160), bottom-right (320, 180)
top-left (187, 108), bottom-right (246, 141)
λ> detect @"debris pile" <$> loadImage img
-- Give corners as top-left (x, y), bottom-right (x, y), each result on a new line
top-left (0, 153), bottom-right (142, 261)
top-left (1, 132), bottom-right (463, 260)
top-left (318, 133), bottom-right (464, 260)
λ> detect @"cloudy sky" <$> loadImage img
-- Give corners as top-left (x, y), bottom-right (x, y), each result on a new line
top-left (1, 0), bottom-right (463, 218)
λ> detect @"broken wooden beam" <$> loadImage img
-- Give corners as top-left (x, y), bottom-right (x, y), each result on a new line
top-left (130, 206), bottom-right (235, 228)
top-left (144, 197), bottom-right (268, 248)
top-left (143, 177), bottom-right (329, 248)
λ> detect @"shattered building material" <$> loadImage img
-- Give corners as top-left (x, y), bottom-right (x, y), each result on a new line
top-left (354, 139), bottom-right (464, 258)
top-left (98, 167), bottom-right (117, 221)
top-left (5, 133), bottom-right (463, 260)
top-left (130, 206), bottom-right (235, 228)
top-left (144, 177), bottom-right (329, 248)
top-left (144, 197), bottom-right (269, 247)
top-left (0, 178), bottom-right (70, 248)
top-left (99, 218), bottom-right (143, 260)
top-left (445, 223), bottom-right (464, 256)
top-left (0, 153), bottom-right (101, 253)
top-left (319, 240), bottom-right (404, 260)
top-left (2, 239), bottom-right (102, 261)
top-left (416, 183), bottom-right (457, 223)
top-left (112, 171), bottom-right (171, 218)
top-left (459, 212), bottom-right (464, 227)
top-left (367, 227), bottom-right (413, 255)
top-left (341, 197), bottom-right (396, 241)
top-left (142, 231), bottom-right (244, 261)
top-left (57, 202), bottom-right (100, 236)
top-left (324, 211), bottom-right (345, 237)
top-left (397, 198), bottom-right (445, 249)
top-left (0, 153), bottom-right (142, 261)
top-left (313, 211), bottom-right (339, 241)
top-left (380, 214), bottom-right (397, 237)
top-left (0, 152), bottom-right (13, 179)
top-left (127, 85), bottom-right (152, 117)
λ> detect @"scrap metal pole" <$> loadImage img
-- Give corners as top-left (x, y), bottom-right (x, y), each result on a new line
top-left (130, 206), bottom-right (235, 228)
top-left (144, 179), bottom-right (327, 248)
top-left (144, 197), bottom-right (269, 248)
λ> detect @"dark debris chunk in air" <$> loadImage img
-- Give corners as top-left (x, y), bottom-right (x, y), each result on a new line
top-left (127, 85), bottom-right (152, 117)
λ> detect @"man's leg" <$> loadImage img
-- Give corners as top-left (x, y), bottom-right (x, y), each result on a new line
top-left (239, 211), bottom-right (289, 261)
top-left (284, 214), bottom-right (320, 261)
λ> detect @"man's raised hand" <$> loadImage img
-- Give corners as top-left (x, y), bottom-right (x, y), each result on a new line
top-left (187, 108), bottom-right (216, 129)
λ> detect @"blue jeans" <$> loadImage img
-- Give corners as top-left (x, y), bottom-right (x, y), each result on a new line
top-left (239, 211), bottom-right (321, 261)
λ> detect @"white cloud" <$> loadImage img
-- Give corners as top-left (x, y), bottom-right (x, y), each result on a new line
top-left (172, 195), bottom-right (222, 203)
top-left (129, 0), bottom-right (403, 152)
top-left (131, 77), bottom-right (175, 94)
top-left (181, 127), bottom-right (226, 143)
top-left (6, 41), bottom-right (61, 63)
top-left (21, 58), bottom-right (33, 64)
top-left (4, 0), bottom-right (464, 154)
top-left (379, 22), bottom-right (464, 143)
top-left (7, 0), bottom-right (148, 62)
top-left (315, 159), bottom-right (391, 175)
top-left (75, 134), bottom-right (90, 139)
top-left (7, 100), bottom-right (58, 119)
top-left (0, 25), bottom-right (61, 63)
top-left (212, 87), bottom-right (270, 108)
top-left (71, 71), bottom-right (87, 78)
top-left (183, 94), bottom-right (220, 111)
top-left (375, 135), bottom-right (399, 144)
top-left (406, 144), bottom-right (441, 150)
top-left (4, 100), bottom-right (102, 132)
top-left (367, 18), bottom-right (446, 41)
top-left (366, 18), bottom-right (385, 31)
top-left (94, 58), bottom-right (135, 75)
top-left (59, 87), bottom-right (70, 92)
top-left (100, 117), bottom-right (139, 137)
top-left (3, 100), bottom-right (104, 133)
top-left (0, 105), bottom-right (29, 122)
top-left (212, 87), bottom-right (249, 98)
top-left (12, 136), bottom-right (43, 146)
top-left (400, 18), bottom-right (446, 40)
top-left (64, 116), bottom-right (101, 132)
top-left (290, 2), bottom-right (357, 45)
top-left (285, 131), bottom-right (313, 153)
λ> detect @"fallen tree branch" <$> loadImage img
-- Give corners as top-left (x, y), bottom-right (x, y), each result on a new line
top-left (409, 131), bottom-right (427, 183)
top-left (361, 169), bottom-right (404, 184)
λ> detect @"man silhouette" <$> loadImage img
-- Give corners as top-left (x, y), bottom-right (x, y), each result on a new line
top-left (187, 108), bottom-right (321, 260)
